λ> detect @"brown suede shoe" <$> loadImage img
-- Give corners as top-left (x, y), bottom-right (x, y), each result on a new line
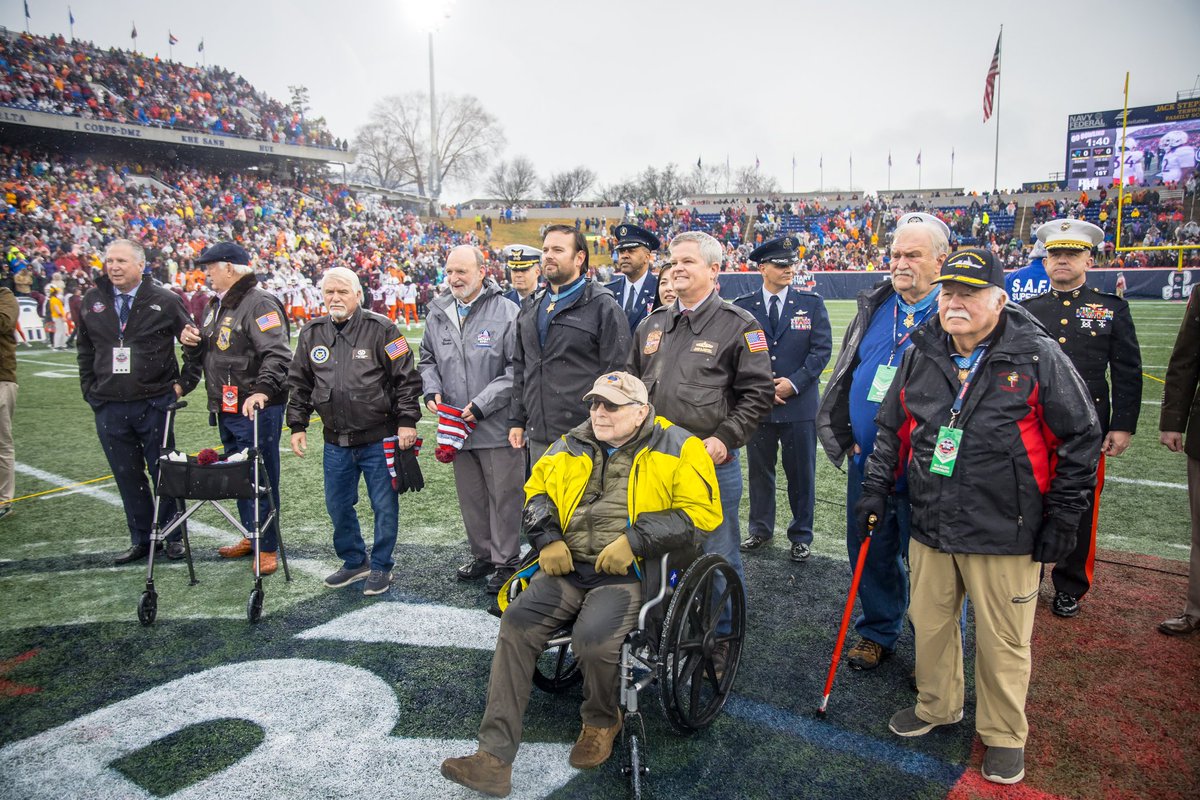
top-left (440, 750), bottom-right (511, 797)
top-left (255, 551), bottom-right (278, 576)
top-left (847, 638), bottom-right (891, 671)
top-left (569, 715), bottom-right (622, 769)
top-left (218, 538), bottom-right (253, 558)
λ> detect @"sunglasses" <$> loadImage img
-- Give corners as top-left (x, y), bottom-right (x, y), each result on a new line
top-left (589, 399), bottom-right (633, 413)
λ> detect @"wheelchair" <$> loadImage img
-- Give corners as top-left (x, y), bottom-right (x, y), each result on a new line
top-left (502, 545), bottom-right (746, 799)
top-left (136, 400), bottom-right (291, 626)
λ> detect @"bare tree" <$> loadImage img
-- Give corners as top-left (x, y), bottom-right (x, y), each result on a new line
top-left (594, 180), bottom-right (639, 206)
top-left (733, 165), bottom-right (780, 195)
top-left (288, 85), bottom-right (311, 119)
top-left (352, 92), bottom-right (505, 204)
top-left (486, 157), bottom-right (539, 205)
top-left (542, 166), bottom-right (597, 205)
top-left (686, 163), bottom-right (725, 196)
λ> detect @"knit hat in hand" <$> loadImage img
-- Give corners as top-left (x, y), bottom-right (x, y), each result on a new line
top-left (435, 403), bottom-right (476, 463)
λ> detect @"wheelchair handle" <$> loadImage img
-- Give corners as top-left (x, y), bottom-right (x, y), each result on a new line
top-left (168, 400), bottom-right (188, 412)
top-left (637, 555), bottom-right (673, 633)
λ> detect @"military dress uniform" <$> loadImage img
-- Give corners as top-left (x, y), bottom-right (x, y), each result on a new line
top-left (1021, 219), bottom-right (1142, 612)
top-left (734, 237), bottom-right (833, 560)
top-left (606, 224), bottom-right (661, 332)
top-left (501, 244), bottom-right (541, 308)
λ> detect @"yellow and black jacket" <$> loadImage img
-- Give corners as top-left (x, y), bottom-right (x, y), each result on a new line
top-left (522, 412), bottom-right (722, 569)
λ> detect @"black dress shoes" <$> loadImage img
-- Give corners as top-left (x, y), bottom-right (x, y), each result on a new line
top-left (114, 544), bottom-right (150, 565)
top-left (457, 558), bottom-right (495, 581)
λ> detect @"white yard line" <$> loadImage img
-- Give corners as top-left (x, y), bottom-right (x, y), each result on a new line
top-left (1106, 475), bottom-right (1187, 490)
top-left (15, 462), bottom-right (226, 541)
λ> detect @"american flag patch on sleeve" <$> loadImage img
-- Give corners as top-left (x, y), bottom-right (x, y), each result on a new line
top-left (256, 311), bottom-right (282, 332)
top-left (385, 337), bottom-right (410, 360)
top-left (744, 330), bottom-right (769, 353)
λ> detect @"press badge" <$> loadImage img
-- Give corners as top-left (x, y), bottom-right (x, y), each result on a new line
top-left (221, 385), bottom-right (239, 414)
top-left (866, 365), bottom-right (897, 403)
top-left (112, 346), bottom-right (132, 374)
top-left (930, 427), bottom-right (962, 477)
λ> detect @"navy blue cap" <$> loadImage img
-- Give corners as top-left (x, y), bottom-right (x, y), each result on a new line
top-left (749, 236), bottom-right (800, 266)
top-left (195, 242), bottom-right (251, 266)
top-left (613, 223), bottom-right (660, 252)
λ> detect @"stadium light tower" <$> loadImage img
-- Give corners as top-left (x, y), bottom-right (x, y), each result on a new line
top-left (410, 0), bottom-right (456, 216)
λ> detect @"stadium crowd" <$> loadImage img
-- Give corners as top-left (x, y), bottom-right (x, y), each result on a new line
top-left (0, 32), bottom-right (344, 149)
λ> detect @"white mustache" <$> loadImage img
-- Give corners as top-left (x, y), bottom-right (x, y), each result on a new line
top-left (943, 309), bottom-right (972, 321)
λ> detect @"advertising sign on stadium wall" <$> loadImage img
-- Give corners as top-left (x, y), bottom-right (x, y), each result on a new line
top-left (0, 106), bottom-right (353, 164)
top-left (1064, 98), bottom-right (1200, 191)
top-left (717, 267), bottom-right (1197, 301)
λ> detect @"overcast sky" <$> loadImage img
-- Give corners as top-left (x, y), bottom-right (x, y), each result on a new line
top-left (7, 0), bottom-right (1200, 201)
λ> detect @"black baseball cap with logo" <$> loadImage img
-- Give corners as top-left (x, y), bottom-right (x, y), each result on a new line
top-left (932, 247), bottom-right (1004, 289)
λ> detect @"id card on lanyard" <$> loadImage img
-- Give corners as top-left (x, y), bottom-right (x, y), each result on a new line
top-left (867, 301), bottom-right (931, 403)
top-left (113, 298), bottom-right (132, 373)
top-left (930, 343), bottom-right (989, 477)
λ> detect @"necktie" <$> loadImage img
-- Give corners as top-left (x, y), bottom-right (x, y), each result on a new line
top-left (768, 295), bottom-right (780, 330)
top-left (625, 284), bottom-right (637, 314)
top-left (118, 294), bottom-right (131, 329)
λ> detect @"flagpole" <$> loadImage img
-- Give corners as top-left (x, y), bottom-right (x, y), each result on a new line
top-left (849, 153), bottom-right (853, 192)
top-left (791, 154), bottom-right (795, 193)
top-left (888, 154), bottom-right (892, 191)
top-left (992, 25), bottom-right (1003, 193)
top-left (820, 156), bottom-right (823, 192)
top-left (69, 8), bottom-right (74, 40)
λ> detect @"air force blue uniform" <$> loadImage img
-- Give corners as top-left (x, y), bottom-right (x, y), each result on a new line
top-left (606, 272), bottom-right (659, 331)
top-left (734, 286), bottom-right (832, 545)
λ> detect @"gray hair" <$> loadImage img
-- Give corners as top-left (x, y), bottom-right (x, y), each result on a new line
top-left (230, 262), bottom-right (254, 276)
top-left (669, 231), bottom-right (723, 268)
top-left (320, 266), bottom-right (363, 301)
top-left (894, 222), bottom-right (950, 259)
top-left (106, 238), bottom-right (145, 265)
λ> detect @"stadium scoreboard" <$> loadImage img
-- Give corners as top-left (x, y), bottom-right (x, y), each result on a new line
top-left (1065, 98), bottom-right (1200, 191)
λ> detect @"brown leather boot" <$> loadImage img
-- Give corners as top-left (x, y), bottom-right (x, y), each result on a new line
top-left (569, 714), bottom-right (622, 769)
top-left (218, 538), bottom-right (252, 558)
top-left (255, 551), bottom-right (278, 576)
top-left (440, 749), bottom-right (511, 797)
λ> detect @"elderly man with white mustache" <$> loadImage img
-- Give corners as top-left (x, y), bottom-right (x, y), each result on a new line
top-left (857, 248), bottom-right (1100, 785)
top-left (287, 267), bottom-right (423, 597)
top-left (816, 212), bottom-right (950, 673)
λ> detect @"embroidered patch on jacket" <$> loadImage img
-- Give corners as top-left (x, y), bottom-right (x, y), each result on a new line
top-left (385, 337), bottom-right (410, 360)
top-left (256, 311), bottom-right (282, 332)
top-left (744, 330), bottom-right (769, 353)
top-left (643, 329), bottom-right (662, 355)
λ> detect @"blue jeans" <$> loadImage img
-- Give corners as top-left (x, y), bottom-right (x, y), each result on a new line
top-left (705, 451), bottom-right (746, 636)
top-left (845, 454), bottom-right (910, 650)
top-left (218, 405), bottom-right (282, 551)
top-left (323, 440), bottom-right (399, 572)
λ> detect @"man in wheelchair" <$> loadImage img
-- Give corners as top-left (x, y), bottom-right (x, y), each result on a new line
top-left (442, 371), bottom-right (722, 797)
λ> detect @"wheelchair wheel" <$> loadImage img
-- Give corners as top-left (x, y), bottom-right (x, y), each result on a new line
top-left (137, 589), bottom-right (158, 626)
top-left (626, 733), bottom-right (643, 800)
top-left (247, 588), bottom-right (264, 623)
top-left (657, 554), bottom-right (745, 733)
top-left (532, 638), bottom-right (583, 693)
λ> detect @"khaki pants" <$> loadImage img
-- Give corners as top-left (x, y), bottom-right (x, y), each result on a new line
top-left (909, 539), bottom-right (1040, 748)
top-left (0, 381), bottom-right (15, 506)
top-left (478, 571), bottom-right (640, 764)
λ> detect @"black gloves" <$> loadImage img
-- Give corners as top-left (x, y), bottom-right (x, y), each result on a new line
top-left (395, 447), bottom-right (424, 494)
top-left (853, 491), bottom-right (887, 543)
top-left (1033, 513), bottom-right (1078, 563)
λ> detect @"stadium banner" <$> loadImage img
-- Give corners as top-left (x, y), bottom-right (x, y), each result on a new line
top-left (717, 268), bottom-right (1196, 301)
top-left (0, 106), bottom-right (353, 163)
top-left (1064, 99), bottom-right (1200, 191)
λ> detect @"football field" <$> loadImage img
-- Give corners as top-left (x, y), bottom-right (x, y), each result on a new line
top-left (0, 299), bottom-right (1196, 799)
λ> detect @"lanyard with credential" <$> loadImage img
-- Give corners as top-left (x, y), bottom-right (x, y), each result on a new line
top-left (947, 343), bottom-right (989, 429)
top-left (887, 301), bottom-right (934, 367)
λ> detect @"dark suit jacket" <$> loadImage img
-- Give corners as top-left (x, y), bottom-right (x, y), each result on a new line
top-left (1161, 289), bottom-right (1200, 459)
top-left (606, 272), bottom-right (659, 331)
top-left (733, 287), bottom-right (832, 422)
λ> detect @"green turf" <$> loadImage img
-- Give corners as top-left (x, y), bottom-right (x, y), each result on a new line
top-left (0, 301), bottom-right (1194, 799)
top-left (111, 718), bottom-right (265, 797)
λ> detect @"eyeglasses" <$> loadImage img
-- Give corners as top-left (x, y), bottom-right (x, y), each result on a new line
top-left (589, 399), bottom-right (633, 413)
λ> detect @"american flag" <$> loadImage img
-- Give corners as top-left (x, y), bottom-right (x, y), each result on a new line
top-left (744, 330), bottom-right (768, 353)
top-left (169, 32), bottom-right (178, 45)
top-left (983, 31), bottom-right (1002, 122)
top-left (385, 337), bottom-right (410, 360)
top-left (255, 311), bottom-right (281, 331)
